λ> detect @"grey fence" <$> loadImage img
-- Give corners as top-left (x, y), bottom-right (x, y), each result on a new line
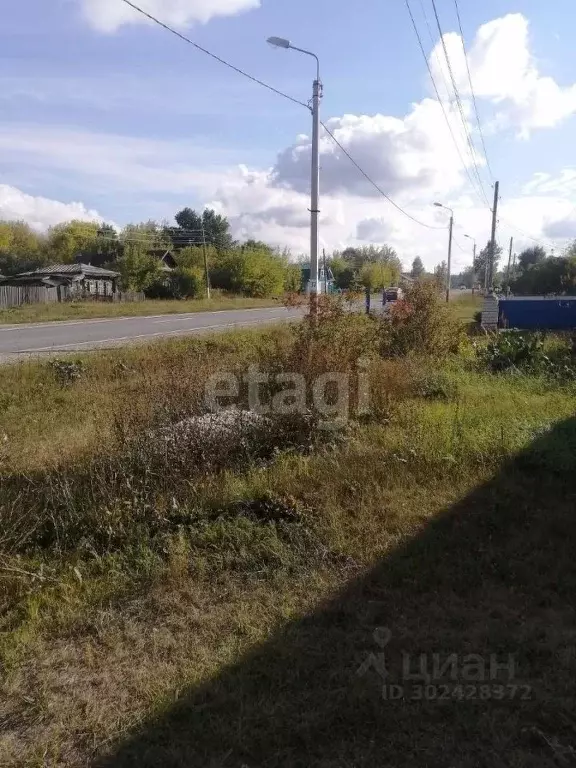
top-left (0, 285), bottom-right (146, 309)
top-left (0, 285), bottom-right (59, 308)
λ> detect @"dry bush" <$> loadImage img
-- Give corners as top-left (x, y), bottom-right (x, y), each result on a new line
top-left (381, 281), bottom-right (465, 358)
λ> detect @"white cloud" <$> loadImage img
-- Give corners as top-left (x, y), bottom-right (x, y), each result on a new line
top-left (0, 185), bottom-right (103, 231)
top-left (273, 101), bottom-right (480, 201)
top-left (79, 0), bottom-right (259, 33)
top-left (0, 124), bottom-right (233, 194)
top-left (429, 14), bottom-right (576, 136)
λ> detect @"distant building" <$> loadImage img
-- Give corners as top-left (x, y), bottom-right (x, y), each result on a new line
top-left (300, 262), bottom-right (335, 294)
top-left (148, 249), bottom-right (177, 272)
top-left (2, 263), bottom-right (120, 298)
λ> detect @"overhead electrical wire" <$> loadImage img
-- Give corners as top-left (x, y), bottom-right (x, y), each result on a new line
top-left (119, 0), bottom-right (309, 110)
top-left (119, 0), bottom-right (445, 232)
top-left (320, 122), bottom-right (445, 230)
top-left (402, 0), bottom-right (490, 209)
top-left (452, 0), bottom-right (494, 183)
top-left (429, 0), bottom-right (490, 206)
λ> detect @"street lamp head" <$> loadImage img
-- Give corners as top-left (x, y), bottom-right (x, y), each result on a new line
top-left (434, 202), bottom-right (443, 208)
top-left (267, 36), bottom-right (291, 49)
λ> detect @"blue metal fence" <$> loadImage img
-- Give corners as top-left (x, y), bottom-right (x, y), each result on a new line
top-left (499, 298), bottom-right (576, 330)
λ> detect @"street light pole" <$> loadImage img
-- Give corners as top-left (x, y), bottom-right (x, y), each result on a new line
top-left (267, 37), bottom-right (321, 313)
top-left (434, 202), bottom-right (454, 303)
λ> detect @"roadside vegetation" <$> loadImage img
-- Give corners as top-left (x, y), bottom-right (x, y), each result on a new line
top-left (1, 283), bottom-right (575, 767)
top-left (0, 294), bottom-right (279, 326)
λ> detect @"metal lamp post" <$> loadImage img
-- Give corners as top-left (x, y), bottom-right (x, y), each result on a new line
top-left (434, 202), bottom-right (454, 303)
top-left (268, 36), bottom-right (322, 310)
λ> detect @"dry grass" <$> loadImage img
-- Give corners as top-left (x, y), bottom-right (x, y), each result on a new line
top-left (0, 295), bottom-right (278, 325)
top-left (1, 303), bottom-right (576, 767)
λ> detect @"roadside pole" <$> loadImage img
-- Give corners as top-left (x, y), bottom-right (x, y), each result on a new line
top-left (446, 212), bottom-right (453, 304)
top-left (488, 181), bottom-right (499, 291)
top-left (505, 236), bottom-right (513, 295)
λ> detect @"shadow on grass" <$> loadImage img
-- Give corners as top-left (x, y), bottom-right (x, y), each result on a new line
top-left (96, 417), bottom-right (576, 768)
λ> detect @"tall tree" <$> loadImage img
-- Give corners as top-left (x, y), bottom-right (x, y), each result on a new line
top-left (518, 245), bottom-right (547, 272)
top-left (434, 261), bottom-right (447, 290)
top-left (474, 241), bottom-right (503, 287)
top-left (0, 220), bottom-right (44, 274)
top-left (171, 208), bottom-right (233, 251)
top-left (410, 256), bottom-right (425, 280)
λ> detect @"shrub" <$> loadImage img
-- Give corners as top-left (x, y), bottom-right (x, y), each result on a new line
top-left (380, 282), bottom-right (465, 358)
top-left (48, 359), bottom-right (85, 386)
top-left (145, 267), bottom-right (204, 299)
top-left (478, 331), bottom-right (576, 380)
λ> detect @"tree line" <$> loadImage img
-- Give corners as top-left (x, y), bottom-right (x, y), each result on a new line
top-left (0, 211), bottom-right (407, 299)
top-left (0, 210), bottom-right (302, 299)
top-left (446, 242), bottom-right (576, 295)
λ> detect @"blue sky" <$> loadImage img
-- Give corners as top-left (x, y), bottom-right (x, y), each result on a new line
top-left (2, 0), bottom-right (576, 267)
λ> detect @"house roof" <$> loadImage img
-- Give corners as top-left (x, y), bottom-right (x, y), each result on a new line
top-left (18, 263), bottom-right (120, 279)
top-left (149, 249), bottom-right (176, 269)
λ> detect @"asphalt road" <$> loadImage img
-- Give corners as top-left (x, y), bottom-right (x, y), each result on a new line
top-left (0, 306), bottom-right (303, 359)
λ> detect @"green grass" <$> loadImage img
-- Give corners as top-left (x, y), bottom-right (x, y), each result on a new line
top-left (450, 291), bottom-right (482, 322)
top-left (0, 294), bottom-right (279, 325)
top-left (1, 312), bottom-right (576, 767)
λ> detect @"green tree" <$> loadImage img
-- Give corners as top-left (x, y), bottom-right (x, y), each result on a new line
top-left (211, 249), bottom-right (286, 297)
top-left (171, 208), bottom-right (233, 251)
top-left (44, 220), bottom-right (101, 263)
top-left (284, 263), bottom-right (302, 293)
top-left (518, 245), bottom-right (547, 272)
top-left (0, 220), bottom-right (45, 275)
top-left (434, 261), bottom-right (447, 290)
top-left (330, 257), bottom-right (356, 290)
top-left (511, 255), bottom-right (576, 296)
top-left (410, 256), bottom-right (425, 280)
top-left (474, 241), bottom-right (503, 287)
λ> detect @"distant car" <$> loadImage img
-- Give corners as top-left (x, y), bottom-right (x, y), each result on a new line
top-left (384, 287), bottom-right (403, 302)
top-left (459, 284), bottom-right (467, 291)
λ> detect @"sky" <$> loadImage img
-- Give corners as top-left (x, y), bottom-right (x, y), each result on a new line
top-left (2, 0), bottom-right (576, 270)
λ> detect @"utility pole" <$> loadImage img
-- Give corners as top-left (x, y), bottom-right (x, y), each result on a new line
top-left (201, 222), bottom-right (211, 300)
top-left (488, 180), bottom-right (499, 292)
top-left (446, 212), bottom-right (453, 303)
top-left (505, 236), bottom-right (513, 295)
top-left (310, 72), bottom-right (322, 314)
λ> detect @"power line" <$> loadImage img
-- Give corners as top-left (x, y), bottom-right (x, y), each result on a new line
top-left (429, 0), bottom-right (490, 205)
top-left (320, 121), bottom-right (445, 230)
top-left (452, 0), bottom-right (494, 182)
top-left (402, 0), bottom-right (489, 208)
top-left (119, 0), bottom-right (309, 111)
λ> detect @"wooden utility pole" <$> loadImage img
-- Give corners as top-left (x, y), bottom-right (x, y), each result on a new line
top-left (488, 181), bottom-right (499, 291)
top-left (505, 237), bottom-right (513, 295)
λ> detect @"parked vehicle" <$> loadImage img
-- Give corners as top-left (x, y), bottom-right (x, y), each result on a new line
top-left (385, 287), bottom-right (403, 302)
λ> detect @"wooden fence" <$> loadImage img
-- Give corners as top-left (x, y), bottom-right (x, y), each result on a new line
top-left (0, 285), bottom-right (146, 309)
top-left (0, 285), bottom-right (58, 308)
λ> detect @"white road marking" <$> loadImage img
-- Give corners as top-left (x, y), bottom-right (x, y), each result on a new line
top-left (21, 319), bottom-right (279, 353)
top-left (0, 306), bottom-right (285, 333)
